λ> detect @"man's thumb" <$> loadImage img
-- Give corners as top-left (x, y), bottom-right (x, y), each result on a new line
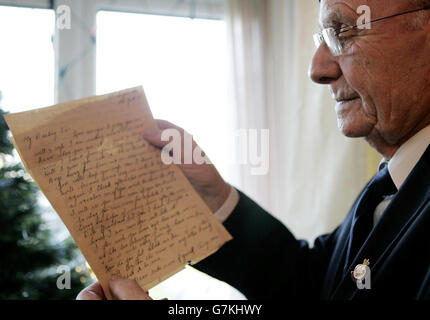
top-left (142, 127), bottom-right (167, 149)
top-left (109, 277), bottom-right (152, 300)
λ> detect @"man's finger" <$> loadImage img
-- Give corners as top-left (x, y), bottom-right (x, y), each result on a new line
top-left (142, 120), bottom-right (180, 148)
top-left (143, 120), bottom-right (188, 149)
top-left (143, 119), bottom-right (200, 152)
top-left (76, 281), bottom-right (106, 300)
top-left (142, 128), bottom-right (168, 148)
top-left (109, 277), bottom-right (152, 300)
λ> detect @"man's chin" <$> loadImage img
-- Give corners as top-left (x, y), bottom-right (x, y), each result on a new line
top-left (335, 103), bottom-right (375, 138)
top-left (337, 119), bottom-right (373, 138)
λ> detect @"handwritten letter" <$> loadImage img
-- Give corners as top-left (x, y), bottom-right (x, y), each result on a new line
top-left (5, 87), bottom-right (232, 298)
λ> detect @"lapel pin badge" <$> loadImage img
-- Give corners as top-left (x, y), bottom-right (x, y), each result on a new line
top-left (351, 259), bottom-right (372, 289)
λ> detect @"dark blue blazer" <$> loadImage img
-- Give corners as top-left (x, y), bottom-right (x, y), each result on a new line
top-left (195, 146), bottom-right (430, 299)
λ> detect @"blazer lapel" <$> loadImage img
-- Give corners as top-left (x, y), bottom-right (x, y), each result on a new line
top-left (320, 197), bottom-right (357, 298)
top-left (331, 145), bottom-right (430, 299)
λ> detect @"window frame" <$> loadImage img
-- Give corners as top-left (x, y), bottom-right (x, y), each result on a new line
top-left (0, 0), bottom-right (226, 103)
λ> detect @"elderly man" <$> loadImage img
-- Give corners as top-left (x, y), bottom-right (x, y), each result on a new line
top-left (78, 0), bottom-right (429, 300)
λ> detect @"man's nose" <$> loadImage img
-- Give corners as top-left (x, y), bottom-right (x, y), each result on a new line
top-left (308, 43), bottom-right (342, 84)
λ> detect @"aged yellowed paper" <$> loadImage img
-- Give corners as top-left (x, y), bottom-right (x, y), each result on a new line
top-left (4, 87), bottom-right (232, 299)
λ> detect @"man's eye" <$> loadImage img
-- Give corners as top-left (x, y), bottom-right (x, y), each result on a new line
top-left (338, 25), bottom-right (354, 35)
top-left (337, 27), bottom-right (357, 43)
top-left (338, 32), bottom-right (354, 40)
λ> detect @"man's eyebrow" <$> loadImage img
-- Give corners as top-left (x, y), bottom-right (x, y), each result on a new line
top-left (319, 8), bottom-right (358, 29)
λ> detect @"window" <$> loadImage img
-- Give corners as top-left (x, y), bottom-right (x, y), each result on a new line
top-left (0, 6), bottom-right (55, 112)
top-left (96, 11), bottom-right (239, 185)
top-left (97, 11), bottom-right (244, 300)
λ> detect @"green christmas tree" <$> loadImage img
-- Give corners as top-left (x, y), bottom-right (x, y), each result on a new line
top-left (0, 94), bottom-right (90, 299)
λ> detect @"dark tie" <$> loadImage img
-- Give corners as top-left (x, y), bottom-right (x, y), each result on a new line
top-left (344, 165), bottom-right (397, 271)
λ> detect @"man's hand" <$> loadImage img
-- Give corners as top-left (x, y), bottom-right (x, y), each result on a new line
top-left (77, 277), bottom-right (153, 300)
top-left (143, 120), bottom-right (231, 213)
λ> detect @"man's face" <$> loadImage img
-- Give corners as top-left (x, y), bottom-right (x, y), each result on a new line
top-left (309, 0), bottom-right (430, 146)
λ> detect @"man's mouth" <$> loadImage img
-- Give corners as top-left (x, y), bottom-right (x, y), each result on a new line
top-left (336, 97), bottom-right (360, 104)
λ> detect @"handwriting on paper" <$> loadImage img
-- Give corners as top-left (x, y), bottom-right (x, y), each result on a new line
top-left (4, 87), bottom-right (232, 297)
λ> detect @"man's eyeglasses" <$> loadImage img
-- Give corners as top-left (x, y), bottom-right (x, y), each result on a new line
top-left (313, 6), bottom-right (430, 56)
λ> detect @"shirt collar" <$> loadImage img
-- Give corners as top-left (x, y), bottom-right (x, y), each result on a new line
top-left (385, 125), bottom-right (430, 190)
